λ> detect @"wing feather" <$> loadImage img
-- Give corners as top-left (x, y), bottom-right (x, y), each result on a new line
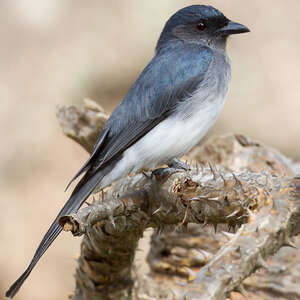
top-left (71, 43), bottom-right (213, 179)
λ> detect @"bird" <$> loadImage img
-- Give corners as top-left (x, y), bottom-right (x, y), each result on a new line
top-left (6, 5), bottom-right (249, 298)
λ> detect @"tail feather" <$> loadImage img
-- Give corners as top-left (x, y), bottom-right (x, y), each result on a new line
top-left (6, 163), bottom-right (113, 299)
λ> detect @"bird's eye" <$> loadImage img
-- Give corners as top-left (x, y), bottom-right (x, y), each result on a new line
top-left (196, 21), bottom-right (207, 31)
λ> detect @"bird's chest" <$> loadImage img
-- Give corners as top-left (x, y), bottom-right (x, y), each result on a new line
top-left (172, 52), bottom-right (231, 151)
top-left (125, 52), bottom-right (231, 170)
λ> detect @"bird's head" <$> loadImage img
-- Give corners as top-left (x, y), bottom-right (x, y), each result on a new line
top-left (156, 5), bottom-right (249, 52)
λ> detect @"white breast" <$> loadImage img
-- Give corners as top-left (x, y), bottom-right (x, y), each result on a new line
top-left (125, 91), bottom-right (228, 172)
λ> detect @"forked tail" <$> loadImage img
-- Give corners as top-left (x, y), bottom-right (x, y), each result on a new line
top-left (6, 165), bottom-right (111, 299)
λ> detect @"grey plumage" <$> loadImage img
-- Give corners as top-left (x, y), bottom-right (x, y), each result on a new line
top-left (6, 5), bottom-right (249, 298)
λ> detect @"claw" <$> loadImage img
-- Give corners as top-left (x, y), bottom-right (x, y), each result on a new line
top-left (167, 158), bottom-right (190, 171)
top-left (152, 167), bottom-right (177, 181)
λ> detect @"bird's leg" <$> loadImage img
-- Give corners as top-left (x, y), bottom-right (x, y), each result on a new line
top-left (151, 158), bottom-right (190, 181)
top-left (167, 158), bottom-right (190, 171)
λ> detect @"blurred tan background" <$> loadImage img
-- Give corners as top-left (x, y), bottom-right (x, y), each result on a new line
top-left (1, 1), bottom-right (300, 299)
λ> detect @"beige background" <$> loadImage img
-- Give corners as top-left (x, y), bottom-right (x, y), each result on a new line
top-left (1, 1), bottom-right (299, 299)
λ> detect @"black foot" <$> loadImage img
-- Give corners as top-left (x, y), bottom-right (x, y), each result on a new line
top-left (167, 158), bottom-right (190, 171)
top-left (152, 159), bottom-right (190, 182)
top-left (152, 167), bottom-right (179, 181)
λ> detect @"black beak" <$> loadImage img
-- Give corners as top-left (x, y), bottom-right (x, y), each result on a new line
top-left (217, 21), bottom-right (250, 36)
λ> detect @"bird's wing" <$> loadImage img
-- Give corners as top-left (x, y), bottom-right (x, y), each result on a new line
top-left (69, 44), bottom-right (213, 181)
top-left (6, 44), bottom-right (213, 299)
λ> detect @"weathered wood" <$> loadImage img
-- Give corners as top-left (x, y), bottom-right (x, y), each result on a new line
top-left (57, 100), bottom-right (300, 300)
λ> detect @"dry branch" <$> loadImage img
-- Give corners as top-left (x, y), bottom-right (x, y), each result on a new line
top-left (178, 177), bottom-right (300, 300)
top-left (60, 167), bottom-right (300, 299)
top-left (56, 98), bottom-right (108, 153)
top-left (56, 100), bottom-right (300, 300)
